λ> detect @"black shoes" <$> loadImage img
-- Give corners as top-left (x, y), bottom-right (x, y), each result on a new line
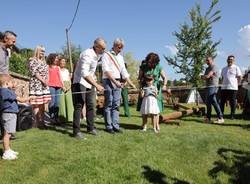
top-left (106, 128), bottom-right (123, 134)
top-left (87, 129), bottom-right (98, 135)
top-left (114, 128), bottom-right (123, 133)
top-left (74, 132), bottom-right (86, 139)
top-left (106, 129), bottom-right (115, 134)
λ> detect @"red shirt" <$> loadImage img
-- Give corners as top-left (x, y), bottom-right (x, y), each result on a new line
top-left (48, 65), bottom-right (63, 87)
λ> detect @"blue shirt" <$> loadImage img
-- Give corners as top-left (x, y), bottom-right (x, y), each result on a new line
top-left (0, 88), bottom-right (19, 113)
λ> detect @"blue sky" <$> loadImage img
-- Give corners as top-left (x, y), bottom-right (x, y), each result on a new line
top-left (1, 0), bottom-right (250, 79)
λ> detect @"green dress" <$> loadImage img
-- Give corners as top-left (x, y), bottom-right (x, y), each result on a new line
top-left (137, 63), bottom-right (164, 112)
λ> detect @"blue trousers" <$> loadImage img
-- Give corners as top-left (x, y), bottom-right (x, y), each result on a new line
top-left (103, 79), bottom-right (121, 130)
top-left (49, 87), bottom-right (62, 119)
top-left (206, 87), bottom-right (223, 120)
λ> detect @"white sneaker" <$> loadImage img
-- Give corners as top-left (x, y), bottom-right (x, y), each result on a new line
top-left (214, 118), bottom-right (224, 124)
top-left (10, 149), bottom-right (19, 156)
top-left (153, 128), bottom-right (159, 134)
top-left (142, 126), bottom-right (147, 131)
top-left (2, 150), bottom-right (18, 160)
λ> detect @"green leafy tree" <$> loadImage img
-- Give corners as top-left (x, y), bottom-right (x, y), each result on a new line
top-left (164, 0), bottom-right (221, 87)
top-left (9, 48), bottom-right (34, 76)
top-left (9, 52), bottom-right (30, 76)
top-left (124, 52), bottom-right (140, 85)
top-left (61, 43), bottom-right (82, 72)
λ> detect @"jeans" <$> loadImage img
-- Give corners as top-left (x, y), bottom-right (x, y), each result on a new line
top-left (220, 89), bottom-right (237, 116)
top-left (206, 87), bottom-right (223, 120)
top-left (49, 87), bottom-right (62, 119)
top-left (72, 83), bottom-right (96, 134)
top-left (103, 79), bottom-right (121, 130)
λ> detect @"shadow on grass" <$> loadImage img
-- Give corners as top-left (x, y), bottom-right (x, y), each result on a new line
top-left (210, 122), bottom-right (250, 131)
top-left (120, 114), bottom-right (142, 118)
top-left (142, 165), bottom-right (189, 184)
top-left (95, 120), bottom-right (141, 130)
top-left (209, 148), bottom-right (250, 184)
top-left (45, 124), bottom-right (74, 137)
top-left (45, 121), bottom-right (92, 137)
top-left (180, 117), bottom-right (204, 124)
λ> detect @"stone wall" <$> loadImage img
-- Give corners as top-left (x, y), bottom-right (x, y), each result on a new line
top-left (10, 72), bottom-right (30, 97)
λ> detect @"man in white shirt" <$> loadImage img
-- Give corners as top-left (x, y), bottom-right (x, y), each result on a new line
top-left (220, 55), bottom-right (242, 119)
top-left (72, 38), bottom-right (105, 139)
top-left (102, 38), bottom-right (135, 134)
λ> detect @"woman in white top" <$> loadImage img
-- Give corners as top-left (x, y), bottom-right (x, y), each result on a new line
top-left (58, 57), bottom-right (74, 122)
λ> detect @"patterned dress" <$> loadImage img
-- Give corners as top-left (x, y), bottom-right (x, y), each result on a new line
top-left (29, 58), bottom-right (51, 105)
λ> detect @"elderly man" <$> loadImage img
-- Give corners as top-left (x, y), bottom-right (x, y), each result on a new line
top-left (0, 31), bottom-right (17, 74)
top-left (203, 56), bottom-right (224, 124)
top-left (102, 38), bottom-right (136, 134)
top-left (72, 38), bottom-right (106, 139)
top-left (220, 55), bottom-right (242, 119)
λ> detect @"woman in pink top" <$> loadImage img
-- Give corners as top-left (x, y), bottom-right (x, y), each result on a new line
top-left (47, 53), bottom-right (63, 122)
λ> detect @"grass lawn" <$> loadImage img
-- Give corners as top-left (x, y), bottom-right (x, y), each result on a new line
top-left (0, 106), bottom-right (250, 184)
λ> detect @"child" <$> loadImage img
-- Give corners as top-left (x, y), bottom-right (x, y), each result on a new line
top-left (140, 74), bottom-right (160, 133)
top-left (0, 74), bottom-right (32, 160)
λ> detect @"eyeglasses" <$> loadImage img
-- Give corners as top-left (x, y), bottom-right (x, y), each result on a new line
top-left (41, 50), bottom-right (45, 53)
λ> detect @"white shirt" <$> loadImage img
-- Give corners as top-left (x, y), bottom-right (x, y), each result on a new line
top-left (102, 51), bottom-right (129, 79)
top-left (221, 64), bottom-right (242, 90)
top-left (60, 68), bottom-right (70, 82)
top-left (73, 48), bottom-right (99, 88)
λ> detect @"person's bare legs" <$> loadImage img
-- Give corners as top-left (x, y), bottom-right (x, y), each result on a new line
top-left (152, 114), bottom-right (158, 133)
top-left (3, 131), bottom-right (11, 151)
top-left (156, 114), bottom-right (160, 131)
top-left (141, 114), bottom-right (148, 131)
top-left (32, 105), bottom-right (39, 128)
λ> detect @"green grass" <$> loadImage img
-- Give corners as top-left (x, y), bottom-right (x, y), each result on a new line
top-left (0, 106), bottom-right (250, 184)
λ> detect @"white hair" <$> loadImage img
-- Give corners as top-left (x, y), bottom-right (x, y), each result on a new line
top-left (113, 38), bottom-right (124, 46)
top-left (94, 38), bottom-right (106, 47)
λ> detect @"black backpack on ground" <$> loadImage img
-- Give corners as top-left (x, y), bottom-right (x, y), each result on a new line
top-left (16, 104), bottom-right (33, 131)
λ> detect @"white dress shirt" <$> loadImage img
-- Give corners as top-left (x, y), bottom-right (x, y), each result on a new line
top-left (101, 51), bottom-right (129, 79)
top-left (73, 48), bottom-right (99, 88)
top-left (221, 64), bottom-right (242, 90)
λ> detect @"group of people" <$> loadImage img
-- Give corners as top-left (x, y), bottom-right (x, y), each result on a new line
top-left (0, 31), bottom-right (168, 160)
top-left (0, 30), bottom-right (246, 161)
top-left (203, 55), bottom-right (242, 124)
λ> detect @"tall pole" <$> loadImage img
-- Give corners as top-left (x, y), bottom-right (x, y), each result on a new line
top-left (66, 28), bottom-right (73, 73)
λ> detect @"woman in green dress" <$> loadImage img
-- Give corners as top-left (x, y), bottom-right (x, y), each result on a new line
top-left (137, 53), bottom-right (168, 113)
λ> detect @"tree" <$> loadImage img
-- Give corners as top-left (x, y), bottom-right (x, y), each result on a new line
top-left (164, 0), bottom-right (221, 87)
top-left (61, 43), bottom-right (82, 72)
top-left (9, 48), bottom-right (34, 76)
top-left (124, 52), bottom-right (140, 85)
